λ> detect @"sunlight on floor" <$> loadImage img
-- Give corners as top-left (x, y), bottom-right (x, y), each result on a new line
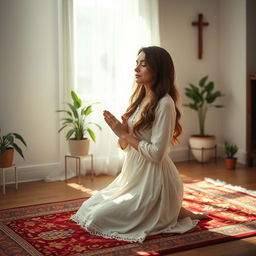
top-left (246, 238), bottom-right (256, 245)
top-left (67, 183), bottom-right (98, 195)
top-left (136, 251), bottom-right (159, 255)
top-left (180, 173), bottom-right (193, 180)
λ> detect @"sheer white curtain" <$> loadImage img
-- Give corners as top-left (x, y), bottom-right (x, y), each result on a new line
top-left (45, 0), bottom-right (75, 181)
top-left (73, 0), bottom-right (160, 175)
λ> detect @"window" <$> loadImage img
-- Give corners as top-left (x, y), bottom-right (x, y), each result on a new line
top-left (73, 0), bottom-right (159, 174)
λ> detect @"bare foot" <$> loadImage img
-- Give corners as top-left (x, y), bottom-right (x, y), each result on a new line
top-left (189, 211), bottom-right (208, 220)
top-left (178, 207), bottom-right (208, 220)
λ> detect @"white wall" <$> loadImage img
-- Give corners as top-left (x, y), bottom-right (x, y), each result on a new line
top-left (218, 0), bottom-right (246, 161)
top-left (247, 0), bottom-right (256, 75)
top-left (159, 0), bottom-right (220, 160)
top-left (159, 0), bottom-right (247, 163)
top-left (0, 0), bottom-right (60, 182)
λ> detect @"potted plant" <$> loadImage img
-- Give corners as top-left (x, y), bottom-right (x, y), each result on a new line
top-left (57, 90), bottom-right (102, 156)
top-left (184, 75), bottom-right (224, 162)
top-left (224, 141), bottom-right (238, 169)
top-left (0, 129), bottom-right (27, 168)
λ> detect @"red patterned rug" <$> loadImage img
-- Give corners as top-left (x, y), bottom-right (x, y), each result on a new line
top-left (0, 179), bottom-right (256, 256)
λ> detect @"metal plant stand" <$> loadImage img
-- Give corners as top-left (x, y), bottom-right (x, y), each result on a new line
top-left (65, 154), bottom-right (94, 184)
top-left (188, 145), bottom-right (217, 164)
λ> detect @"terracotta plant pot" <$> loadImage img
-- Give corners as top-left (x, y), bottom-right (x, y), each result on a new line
top-left (225, 158), bottom-right (237, 169)
top-left (0, 148), bottom-right (14, 168)
top-left (68, 138), bottom-right (90, 156)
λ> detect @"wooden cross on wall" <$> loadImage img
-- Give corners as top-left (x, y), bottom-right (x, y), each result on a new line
top-left (192, 13), bottom-right (209, 59)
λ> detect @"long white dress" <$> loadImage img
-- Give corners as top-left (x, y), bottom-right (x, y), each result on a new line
top-left (71, 94), bottom-right (198, 243)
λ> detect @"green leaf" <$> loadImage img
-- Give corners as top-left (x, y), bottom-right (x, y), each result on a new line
top-left (187, 85), bottom-right (204, 103)
top-left (71, 91), bottom-right (82, 109)
top-left (213, 105), bottom-right (224, 108)
top-left (56, 110), bottom-right (72, 117)
top-left (74, 120), bottom-right (80, 128)
top-left (206, 91), bottom-right (223, 104)
top-left (83, 105), bottom-right (92, 116)
top-left (185, 88), bottom-right (192, 94)
top-left (185, 91), bottom-right (202, 104)
top-left (199, 75), bottom-right (208, 87)
top-left (183, 103), bottom-right (198, 110)
top-left (13, 133), bottom-right (27, 147)
top-left (87, 128), bottom-right (96, 142)
top-left (13, 143), bottom-right (25, 159)
top-left (185, 92), bottom-right (194, 100)
top-left (205, 82), bottom-right (214, 92)
top-left (0, 138), bottom-right (8, 148)
top-left (62, 121), bottom-right (73, 126)
top-left (75, 131), bottom-right (83, 140)
top-left (66, 129), bottom-right (75, 140)
top-left (58, 125), bottom-right (68, 133)
top-left (67, 103), bottom-right (79, 118)
top-left (5, 134), bottom-right (14, 145)
top-left (189, 84), bottom-right (199, 91)
top-left (61, 118), bottom-right (74, 123)
top-left (0, 146), bottom-right (7, 153)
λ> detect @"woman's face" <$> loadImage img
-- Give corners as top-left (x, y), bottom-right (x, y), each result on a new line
top-left (134, 51), bottom-right (154, 87)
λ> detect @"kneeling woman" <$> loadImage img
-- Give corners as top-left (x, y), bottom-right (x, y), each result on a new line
top-left (71, 46), bottom-right (206, 243)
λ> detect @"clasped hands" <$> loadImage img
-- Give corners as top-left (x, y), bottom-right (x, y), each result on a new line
top-left (103, 110), bottom-right (128, 139)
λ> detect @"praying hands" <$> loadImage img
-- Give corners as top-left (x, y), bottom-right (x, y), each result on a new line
top-left (103, 110), bottom-right (128, 139)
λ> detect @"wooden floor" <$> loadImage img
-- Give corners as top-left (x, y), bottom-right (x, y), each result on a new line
top-left (0, 158), bottom-right (256, 256)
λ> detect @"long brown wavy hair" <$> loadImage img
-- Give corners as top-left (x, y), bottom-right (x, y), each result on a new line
top-left (123, 46), bottom-right (182, 145)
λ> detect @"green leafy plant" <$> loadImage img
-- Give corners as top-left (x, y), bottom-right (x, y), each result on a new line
top-left (224, 141), bottom-right (238, 159)
top-left (57, 90), bottom-right (102, 141)
top-left (184, 75), bottom-right (224, 136)
top-left (0, 129), bottom-right (27, 159)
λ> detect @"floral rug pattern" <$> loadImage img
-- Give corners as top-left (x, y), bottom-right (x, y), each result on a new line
top-left (0, 179), bottom-right (256, 256)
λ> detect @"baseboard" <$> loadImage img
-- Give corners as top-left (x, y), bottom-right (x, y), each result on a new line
top-left (3, 162), bottom-right (60, 184)
top-left (4, 150), bottom-right (190, 185)
top-left (171, 144), bottom-right (247, 164)
top-left (3, 145), bottom-right (247, 185)
top-left (170, 147), bottom-right (190, 162)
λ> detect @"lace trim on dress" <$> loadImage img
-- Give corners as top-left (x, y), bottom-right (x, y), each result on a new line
top-left (70, 213), bottom-right (146, 243)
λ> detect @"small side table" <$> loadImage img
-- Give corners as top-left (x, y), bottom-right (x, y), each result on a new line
top-left (65, 154), bottom-right (94, 184)
top-left (0, 165), bottom-right (18, 195)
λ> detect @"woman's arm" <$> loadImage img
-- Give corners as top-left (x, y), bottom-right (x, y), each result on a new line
top-left (103, 96), bottom-right (176, 160)
top-left (137, 96), bottom-right (176, 162)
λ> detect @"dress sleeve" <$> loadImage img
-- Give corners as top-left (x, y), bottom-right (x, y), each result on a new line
top-left (137, 96), bottom-right (176, 163)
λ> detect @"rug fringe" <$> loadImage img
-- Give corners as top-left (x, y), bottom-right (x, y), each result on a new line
top-left (204, 178), bottom-right (256, 196)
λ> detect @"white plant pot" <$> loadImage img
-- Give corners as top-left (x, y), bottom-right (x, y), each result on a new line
top-left (68, 139), bottom-right (90, 156)
top-left (189, 135), bottom-right (216, 163)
